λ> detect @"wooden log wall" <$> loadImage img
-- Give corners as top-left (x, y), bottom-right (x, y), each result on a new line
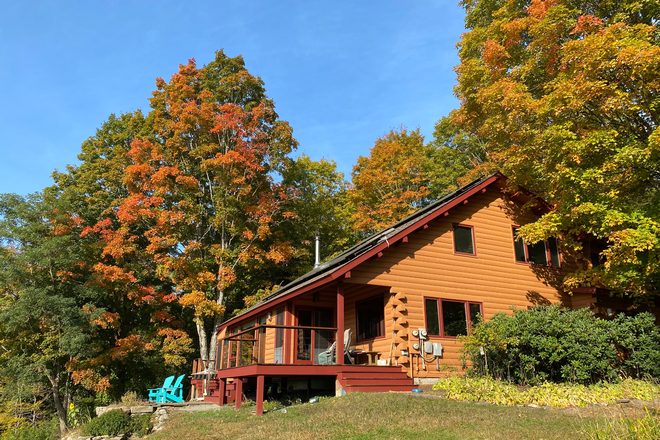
top-left (346, 187), bottom-right (576, 378)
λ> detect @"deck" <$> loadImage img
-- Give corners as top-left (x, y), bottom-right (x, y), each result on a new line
top-left (191, 363), bottom-right (414, 415)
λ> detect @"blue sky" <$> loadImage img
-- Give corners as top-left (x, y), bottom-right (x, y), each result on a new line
top-left (0, 1), bottom-right (466, 195)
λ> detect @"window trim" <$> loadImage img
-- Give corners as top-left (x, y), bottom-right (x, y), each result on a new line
top-left (511, 225), bottom-right (561, 268)
top-left (355, 294), bottom-right (385, 342)
top-left (424, 297), bottom-right (483, 339)
top-left (452, 223), bottom-right (477, 256)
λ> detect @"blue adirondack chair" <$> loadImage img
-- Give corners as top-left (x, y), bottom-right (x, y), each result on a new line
top-left (162, 374), bottom-right (185, 403)
top-left (148, 375), bottom-right (174, 403)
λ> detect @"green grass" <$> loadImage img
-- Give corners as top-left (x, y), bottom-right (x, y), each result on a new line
top-left (581, 410), bottom-right (660, 440)
top-left (147, 392), bottom-right (618, 440)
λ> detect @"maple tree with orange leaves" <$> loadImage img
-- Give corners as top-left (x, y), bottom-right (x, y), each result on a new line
top-left (84, 51), bottom-right (298, 362)
top-left (349, 126), bottom-right (481, 235)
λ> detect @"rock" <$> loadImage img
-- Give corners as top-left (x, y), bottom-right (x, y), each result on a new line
top-left (130, 405), bottom-right (155, 414)
top-left (528, 404), bottom-right (540, 408)
top-left (587, 403), bottom-right (602, 408)
top-left (95, 406), bottom-right (110, 417)
top-left (158, 412), bottom-right (170, 421)
top-left (615, 399), bottom-right (630, 404)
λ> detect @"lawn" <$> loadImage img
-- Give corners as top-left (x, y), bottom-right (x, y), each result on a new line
top-left (147, 392), bottom-right (626, 440)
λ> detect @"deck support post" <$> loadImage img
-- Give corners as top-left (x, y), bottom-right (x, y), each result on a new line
top-left (336, 279), bottom-right (345, 365)
top-left (234, 378), bottom-right (243, 409)
top-left (218, 378), bottom-right (226, 406)
top-left (255, 375), bottom-right (265, 416)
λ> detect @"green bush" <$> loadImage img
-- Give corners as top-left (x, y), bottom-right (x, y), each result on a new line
top-left (82, 409), bottom-right (132, 436)
top-left (129, 414), bottom-right (153, 437)
top-left (2, 419), bottom-right (59, 440)
top-left (82, 409), bottom-right (153, 437)
top-left (461, 304), bottom-right (660, 384)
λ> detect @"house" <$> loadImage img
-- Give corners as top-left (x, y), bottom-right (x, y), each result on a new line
top-left (190, 173), bottom-right (659, 415)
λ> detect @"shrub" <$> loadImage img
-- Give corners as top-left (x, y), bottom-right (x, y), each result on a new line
top-left (2, 419), bottom-right (59, 440)
top-left (120, 391), bottom-right (142, 406)
top-left (82, 409), bottom-right (132, 436)
top-left (129, 414), bottom-right (153, 437)
top-left (460, 304), bottom-right (660, 384)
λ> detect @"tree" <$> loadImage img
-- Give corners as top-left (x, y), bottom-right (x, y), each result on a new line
top-left (85, 51), bottom-right (298, 363)
top-left (0, 194), bottom-right (92, 434)
top-left (454, 0), bottom-right (660, 300)
top-left (48, 112), bottom-right (194, 401)
top-left (349, 128), bottom-right (431, 234)
top-left (280, 155), bottom-right (356, 273)
top-left (429, 116), bottom-right (490, 190)
top-left (50, 111), bottom-right (147, 223)
top-left (349, 127), bottom-right (480, 235)
top-left (238, 155), bottom-right (357, 310)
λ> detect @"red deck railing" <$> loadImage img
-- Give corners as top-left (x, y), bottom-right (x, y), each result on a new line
top-left (216, 324), bottom-right (338, 370)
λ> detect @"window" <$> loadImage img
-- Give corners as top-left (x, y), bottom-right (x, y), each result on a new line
top-left (453, 224), bottom-right (475, 255)
top-left (274, 308), bottom-right (284, 364)
top-left (425, 299), bottom-right (482, 337)
top-left (296, 308), bottom-right (333, 364)
top-left (512, 227), bottom-right (560, 267)
top-left (356, 296), bottom-right (384, 341)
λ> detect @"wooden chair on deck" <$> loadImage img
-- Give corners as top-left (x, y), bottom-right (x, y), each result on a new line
top-left (318, 329), bottom-right (355, 365)
top-left (343, 329), bottom-right (356, 364)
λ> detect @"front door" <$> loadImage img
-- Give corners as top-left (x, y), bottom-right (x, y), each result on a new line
top-left (295, 308), bottom-right (334, 364)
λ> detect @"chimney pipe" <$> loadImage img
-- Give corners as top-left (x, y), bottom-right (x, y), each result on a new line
top-left (314, 235), bottom-right (321, 268)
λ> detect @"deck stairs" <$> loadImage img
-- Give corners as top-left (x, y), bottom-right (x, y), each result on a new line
top-left (337, 365), bottom-right (414, 393)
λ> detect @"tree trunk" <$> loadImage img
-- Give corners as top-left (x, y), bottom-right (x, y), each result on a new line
top-left (46, 370), bottom-right (68, 434)
top-left (208, 313), bottom-right (224, 363)
top-left (208, 288), bottom-right (225, 363)
top-left (196, 320), bottom-right (209, 362)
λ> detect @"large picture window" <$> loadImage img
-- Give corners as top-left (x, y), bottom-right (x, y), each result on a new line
top-left (356, 296), bottom-right (385, 341)
top-left (425, 299), bottom-right (482, 337)
top-left (512, 227), bottom-right (560, 267)
top-left (453, 224), bottom-right (475, 255)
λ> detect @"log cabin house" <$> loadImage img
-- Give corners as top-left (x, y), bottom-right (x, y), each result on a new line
top-left (190, 173), bottom-right (659, 415)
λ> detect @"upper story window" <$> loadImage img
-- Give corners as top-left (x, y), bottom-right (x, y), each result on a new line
top-left (512, 226), bottom-right (560, 267)
top-left (453, 224), bottom-right (475, 255)
top-left (425, 298), bottom-right (482, 337)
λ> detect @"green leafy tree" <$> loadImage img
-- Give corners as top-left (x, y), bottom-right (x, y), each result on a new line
top-left (429, 116), bottom-right (490, 190)
top-left (280, 155), bottom-right (356, 271)
top-left (50, 111), bottom-right (147, 222)
top-left (48, 111), bottom-right (194, 400)
top-left (454, 0), bottom-right (660, 300)
top-left (0, 194), bottom-right (94, 434)
top-left (239, 155), bottom-right (356, 310)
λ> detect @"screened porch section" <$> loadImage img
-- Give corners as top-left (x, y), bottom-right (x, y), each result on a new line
top-left (216, 319), bottom-right (339, 369)
top-left (214, 281), bottom-right (392, 371)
